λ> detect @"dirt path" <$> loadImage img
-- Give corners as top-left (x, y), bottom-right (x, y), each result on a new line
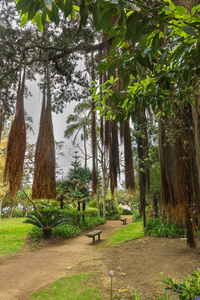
top-left (0, 216), bottom-right (132, 300)
top-left (0, 216), bottom-right (200, 300)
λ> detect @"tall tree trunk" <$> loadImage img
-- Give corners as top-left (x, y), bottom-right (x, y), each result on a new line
top-left (123, 120), bottom-right (136, 192)
top-left (32, 62), bottom-right (57, 200)
top-left (136, 111), bottom-right (149, 228)
top-left (4, 66), bottom-right (26, 197)
top-left (158, 104), bottom-right (197, 248)
top-left (91, 49), bottom-right (97, 195)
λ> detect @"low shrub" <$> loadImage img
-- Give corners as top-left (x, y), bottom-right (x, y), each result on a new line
top-left (107, 213), bottom-right (121, 220)
top-left (155, 268), bottom-right (200, 299)
top-left (144, 217), bottom-right (186, 238)
top-left (52, 224), bottom-right (80, 238)
top-left (88, 198), bottom-right (122, 219)
top-left (12, 208), bottom-right (25, 218)
top-left (80, 216), bottom-right (104, 230)
top-left (132, 211), bottom-right (142, 222)
top-left (28, 208), bottom-right (83, 226)
top-left (85, 207), bottom-right (99, 218)
top-left (28, 224), bottom-right (80, 240)
top-left (34, 200), bottom-right (59, 210)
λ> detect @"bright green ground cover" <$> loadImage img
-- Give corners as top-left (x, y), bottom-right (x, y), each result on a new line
top-left (0, 218), bottom-right (32, 257)
top-left (106, 221), bottom-right (144, 246)
top-left (29, 273), bottom-right (102, 300)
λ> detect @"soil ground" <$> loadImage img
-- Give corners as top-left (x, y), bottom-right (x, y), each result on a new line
top-left (0, 215), bottom-right (200, 300)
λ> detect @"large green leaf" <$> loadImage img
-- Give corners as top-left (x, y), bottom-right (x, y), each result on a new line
top-left (64, 0), bottom-right (73, 18)
top-left (170, 44), bottom-right (186, 63)
top-left (52, 3), bottom-right (59, 25)
top-left (16, 0), bottom-right (31, 11)
top-left (20, 12), bottom-right (28, 26)
top-left (80, 3), bottom-right (88, 26)
top-left (28, 0), bottom-right (40, 20)
top-left (93, 2), bottom-right (100, 27)
top-left (143, 25), bottom-right (158, 34)
top-left (181, 25), bottom-right (198, 38)
top-left (158, 50), bottom-right (168, 67)
top-left (151, 33), bottom-right (160, 56)
top-left (96, 8), bottom-right (114, 31)
top-left (36, 11), bottom-right (43, 32)
top-left (126, 11), bottom-right (140, 40)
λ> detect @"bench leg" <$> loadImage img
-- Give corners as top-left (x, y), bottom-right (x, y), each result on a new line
top-left (98, 233), bottom-right (101, 241)
top-left (93, 236), bottom-right (95, 244)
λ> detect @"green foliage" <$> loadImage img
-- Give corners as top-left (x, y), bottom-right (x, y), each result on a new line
top-left (34, 200), bottom-right (59, 210)
top-left (27, 213), bottom-right (104, 241)
top-left (88, 197), bottom-right (123, 220)
top-left (52, 224), bottom-right (80, 238)
top-left (132, 211), bottom-right (142, 222)
top-left (31, 208), bottom-right (82, 226)
top-left (28, 226), bottom-right (43, 241)
top-left (67, 153), bottom-right (92, 189)
top-left (28, 223), bottom-right (81, 240)
top-left (85, 207), bottom-right (99, 218)
top-left (144, 218), bottom-right (186, 238)
top-left (80, 216), bottom-right (104, 230)
top-left (157, 269), bottom-right (200, 300)
top-left (12, 207), bottom-right (25, 218)
top-left (24, 210), bottom-right (68, 229)
top-left (29, 273), bottom-right (101, 300)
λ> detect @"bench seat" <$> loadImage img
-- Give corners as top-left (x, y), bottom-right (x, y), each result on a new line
top-left (120, 217), bottom-right (127, 225)
top-left (86, 230), bottom-right (102, 244)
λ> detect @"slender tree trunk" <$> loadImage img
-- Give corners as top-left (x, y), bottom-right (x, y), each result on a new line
top-left (83, 125), bottom-right (87, 170)
top-left (136, 110), bottom-right (149, 228)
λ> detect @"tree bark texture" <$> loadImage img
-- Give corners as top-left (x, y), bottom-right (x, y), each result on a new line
top-left (158, 104), bottom-right (197, 248)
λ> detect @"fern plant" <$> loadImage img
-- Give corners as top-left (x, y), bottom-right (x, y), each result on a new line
top-left (23, 210), bottom-right (68, 239)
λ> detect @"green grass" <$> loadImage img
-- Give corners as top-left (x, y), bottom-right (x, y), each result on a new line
top-left (106, 221), bottom-right (144, 246)
top-left (0, 218), bottom-right (32, 257)
top-left (29, 273), bottom-right (102, 300)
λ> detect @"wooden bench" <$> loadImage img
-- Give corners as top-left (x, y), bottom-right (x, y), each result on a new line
top-left (120, 217), bottom-right (127, 225)
top-left (86, 230), bottom-right (102, 244)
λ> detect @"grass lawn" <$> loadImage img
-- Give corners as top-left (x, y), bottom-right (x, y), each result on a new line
top-left (29, 273), bottom-right (102, 300)
top-left (0, 218), bottom-right (32, 257)
top-left (106, 221), bottom-right (144, 246)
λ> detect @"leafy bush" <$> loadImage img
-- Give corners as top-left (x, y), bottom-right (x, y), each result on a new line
top-left (107, 213), bottom-right (121, 220)
top-left (156, 269), bottom-right (200, 300)
top-left (12, 208), bottom-right (25, 218)
top-left (133, 211), bottom-right (142, 222)
top-left (85, 207), bottom-right (99, 218)
top-left (88, 198), bottom-right (122, 219)
top-left (24, 210), bottom-right (69, 239)
top-left (144, 218), bottom-right (186, 238)
top-left (28, 224), bottom-right (80, 240)
top-left (52, 224), bottom-right (80, 238)
top-left (28, 208), bottom-right (83, 226)
top-left (80, 216), bottom-right (104, 230)
top-left (34, 200), bottom-right (59, 210)
top-left (28, 226), bottom-right (43, 241)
